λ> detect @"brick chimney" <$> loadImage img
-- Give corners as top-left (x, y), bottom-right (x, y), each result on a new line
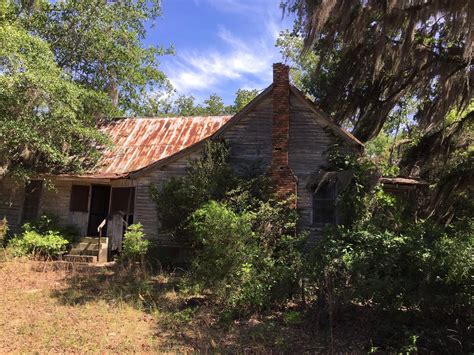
top-left (271, 63), bottom-right (297, 201)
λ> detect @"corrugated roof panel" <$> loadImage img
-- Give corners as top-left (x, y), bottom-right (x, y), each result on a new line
top-left (89, 116), bottom-right (232, 177)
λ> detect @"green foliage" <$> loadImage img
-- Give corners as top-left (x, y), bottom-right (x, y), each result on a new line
top-left (174, 94), bottom-right (201, 116)
top-left (188, 201), bottom-right (254, 287)
top-left (16, 0), bottom-right (172, 114)
top-left (1, 0), bottom-right (173, 180)
top-left (325, 146), bottom-right (394, 227)
top-left (151, 141), bottom-right (237, 239)
top-left (22, 214), bottom-right (80, 243)
top-left (153, 140), bottom-right (303, 314)
top-left (282, 310), bottom-right (302, 326)
top-left (187, 199), bottom-right (303, 315)
top-left (202, 94), bottom-right (228, 115)
top-left (8, 215), bottom-right (74, 257)
top-left (308, 220), bottom-right (472, 313)
top-left (0, 217), bottom-right (8, 246)
top-left (140, 89), bottom-right (259, 117)
top-left (0, 22), bottom-right (110, 181)
top-left (309, 148), bottom-right (472, 314)
top-left (276, 30), bottom-right (318, 96)
top-left (283, 0), bottom-right (471, 143)
top-left (364, 132), bottom-right (399, 177)
top-left (233, 89), bottom-right (259, 111)
top-left (304, 145), bottom-right (473, 351)
top-left (121, 223), bottom-right (149, 264)
top-left (9, 230), bottom-right (68, 258)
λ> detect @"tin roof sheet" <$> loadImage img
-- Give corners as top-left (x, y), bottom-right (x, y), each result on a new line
top-left (90, 116), bottom-right (231, 178)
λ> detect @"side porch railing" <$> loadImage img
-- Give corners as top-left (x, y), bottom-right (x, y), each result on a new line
top-left (97, 218), bottom-right (107, 262)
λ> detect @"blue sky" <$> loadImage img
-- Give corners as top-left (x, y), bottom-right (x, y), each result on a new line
top-left (147, 0), bottom-right (294, 104)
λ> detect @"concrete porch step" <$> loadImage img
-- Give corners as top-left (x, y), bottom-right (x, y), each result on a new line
top-left (81, 236), bottom-right (102, 243)
top-left (62, 254), bottom-right (96, 263)
top-left (69, 248), bottom-right (99, 256)
top-left (66, 236), bottom-right (109, 263)
top-left (75, 242), bottom-right (100, 250)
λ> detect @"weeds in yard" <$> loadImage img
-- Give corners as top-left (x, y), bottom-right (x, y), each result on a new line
top-left (51, 263), bottom-right (174, 312)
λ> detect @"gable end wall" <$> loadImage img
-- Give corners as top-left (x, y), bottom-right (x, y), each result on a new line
top-left (289, 93), bottom-right (358, 239)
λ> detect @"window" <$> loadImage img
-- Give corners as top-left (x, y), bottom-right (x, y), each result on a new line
top-left (110, 187), bottom-right (135, 214)
top-left (313, 183), bottom-right (336, 225)
top-left (70, 185), bottom-right (90, 212)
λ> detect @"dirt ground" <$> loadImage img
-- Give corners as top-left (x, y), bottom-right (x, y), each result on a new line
top-left (0, 257), bottom-right (367, 353)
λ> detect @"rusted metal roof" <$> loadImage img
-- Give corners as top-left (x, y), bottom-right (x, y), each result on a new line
top-left (55, 83), bottom-right (364, 181)
top-left (88, 116), bottom-right (231, 178)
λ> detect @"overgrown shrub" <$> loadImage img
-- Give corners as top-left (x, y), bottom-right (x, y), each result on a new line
top-left (150, 140), bottom-right (237, 241)
top-left (22, 214), bottom-right (80, 243)
top-left (9, 230), bottom-right (69, 258)
top-left (7, 214), bottom-right (78, 258)
top-left (0, 217), bottom-right (8, 246)
top-left (151, 141), bottom-right (303, 314)
top-left (307, 148), bottom-right (473, 317)
top-left (121, 223), bottom-right (149, 265)
top-left (308, 221), bottom-right (472, 312)
top-left (186, 199), bottom-right (304, 315)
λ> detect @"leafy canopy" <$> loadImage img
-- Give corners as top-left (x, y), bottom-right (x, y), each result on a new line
top-left (0, 0), bottom-right (171, 180)
top-left (13, 0), bottom-right (172, 114)
top-left (140, 89), bottom-right (260, 117)
top-left (283, 0), bottom-right (472, 142)
top-left (280, 0), bottom-right (473, 223)
top-left (0, 23), bottom-right (109, 180)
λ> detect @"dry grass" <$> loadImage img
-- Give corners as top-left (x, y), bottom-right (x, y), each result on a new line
top-left (0, 256), bottom-right (366, 353)
top-left (0, 260), bottom-right (161, 353)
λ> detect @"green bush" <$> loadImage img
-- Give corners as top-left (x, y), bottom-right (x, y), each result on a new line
top-left (307, 220), bottom-right (472, 313)
top-left (121, 223), bottom-right (149, 264)
top-left (187, 199), bottom-right (303, 315)
top-left (22, 214), bottom-right (80, 243)
top-left (0, 217), bottom-right (8, 246)
top-left (9, 230), bottom-right (69, 258)
top-left (151, 140), bottom-right (238, 242)
top-left (152, 140), bottom-right (303, 314)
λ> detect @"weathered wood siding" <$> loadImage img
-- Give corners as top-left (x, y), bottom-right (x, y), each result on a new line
top-left (288, 93), bottom-right (357, 240)
top-left (134, 150), bottom-right (201, 244)
top-left (0, 179), bottom-right (25, 234)
top-left (221, 91), bottom-right (357, 241)
top-left (222, 97), bottom-right (273, 173)
top-left (0, 90), bottom-right (359, 248)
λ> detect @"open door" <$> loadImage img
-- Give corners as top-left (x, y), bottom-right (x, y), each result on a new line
top-left (22, 180), bottom-right (43, 223)
top-left (87, 185), bottom-right (111, 236)
top-left (108, 187), bottom-right (135, 251)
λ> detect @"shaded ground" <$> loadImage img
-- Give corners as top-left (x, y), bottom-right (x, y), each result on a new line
top-left (0, 258), bottom-right (351, 353)
top-left (0, 256), bottom-right (468, 353)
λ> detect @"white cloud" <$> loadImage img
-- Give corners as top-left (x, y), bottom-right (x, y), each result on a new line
top-left (164, 0), bottom-right (289, 98)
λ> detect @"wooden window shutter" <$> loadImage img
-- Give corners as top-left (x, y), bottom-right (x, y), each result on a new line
top-left (70, 185), bottom-right (90, 212)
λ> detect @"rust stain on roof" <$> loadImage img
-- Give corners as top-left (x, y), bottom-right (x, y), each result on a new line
top-left (90, 116), bottom-right (231, 178)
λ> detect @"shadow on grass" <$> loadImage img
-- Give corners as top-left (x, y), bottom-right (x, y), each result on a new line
top-left (46, 262), bottom-right (324, 352)
top-left (49, 262), bottom-right (181, 313)
top-left (44, 261), bottom-right (471, 353)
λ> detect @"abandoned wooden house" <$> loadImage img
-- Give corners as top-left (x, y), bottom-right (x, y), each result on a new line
top-left (0, 63), bottom-right (425, 262)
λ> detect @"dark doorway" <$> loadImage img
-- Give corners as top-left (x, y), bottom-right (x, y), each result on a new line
top-left (22, 180), bottom-right (43, 223)
top-left (87, 185), bottom-right (111, 236)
